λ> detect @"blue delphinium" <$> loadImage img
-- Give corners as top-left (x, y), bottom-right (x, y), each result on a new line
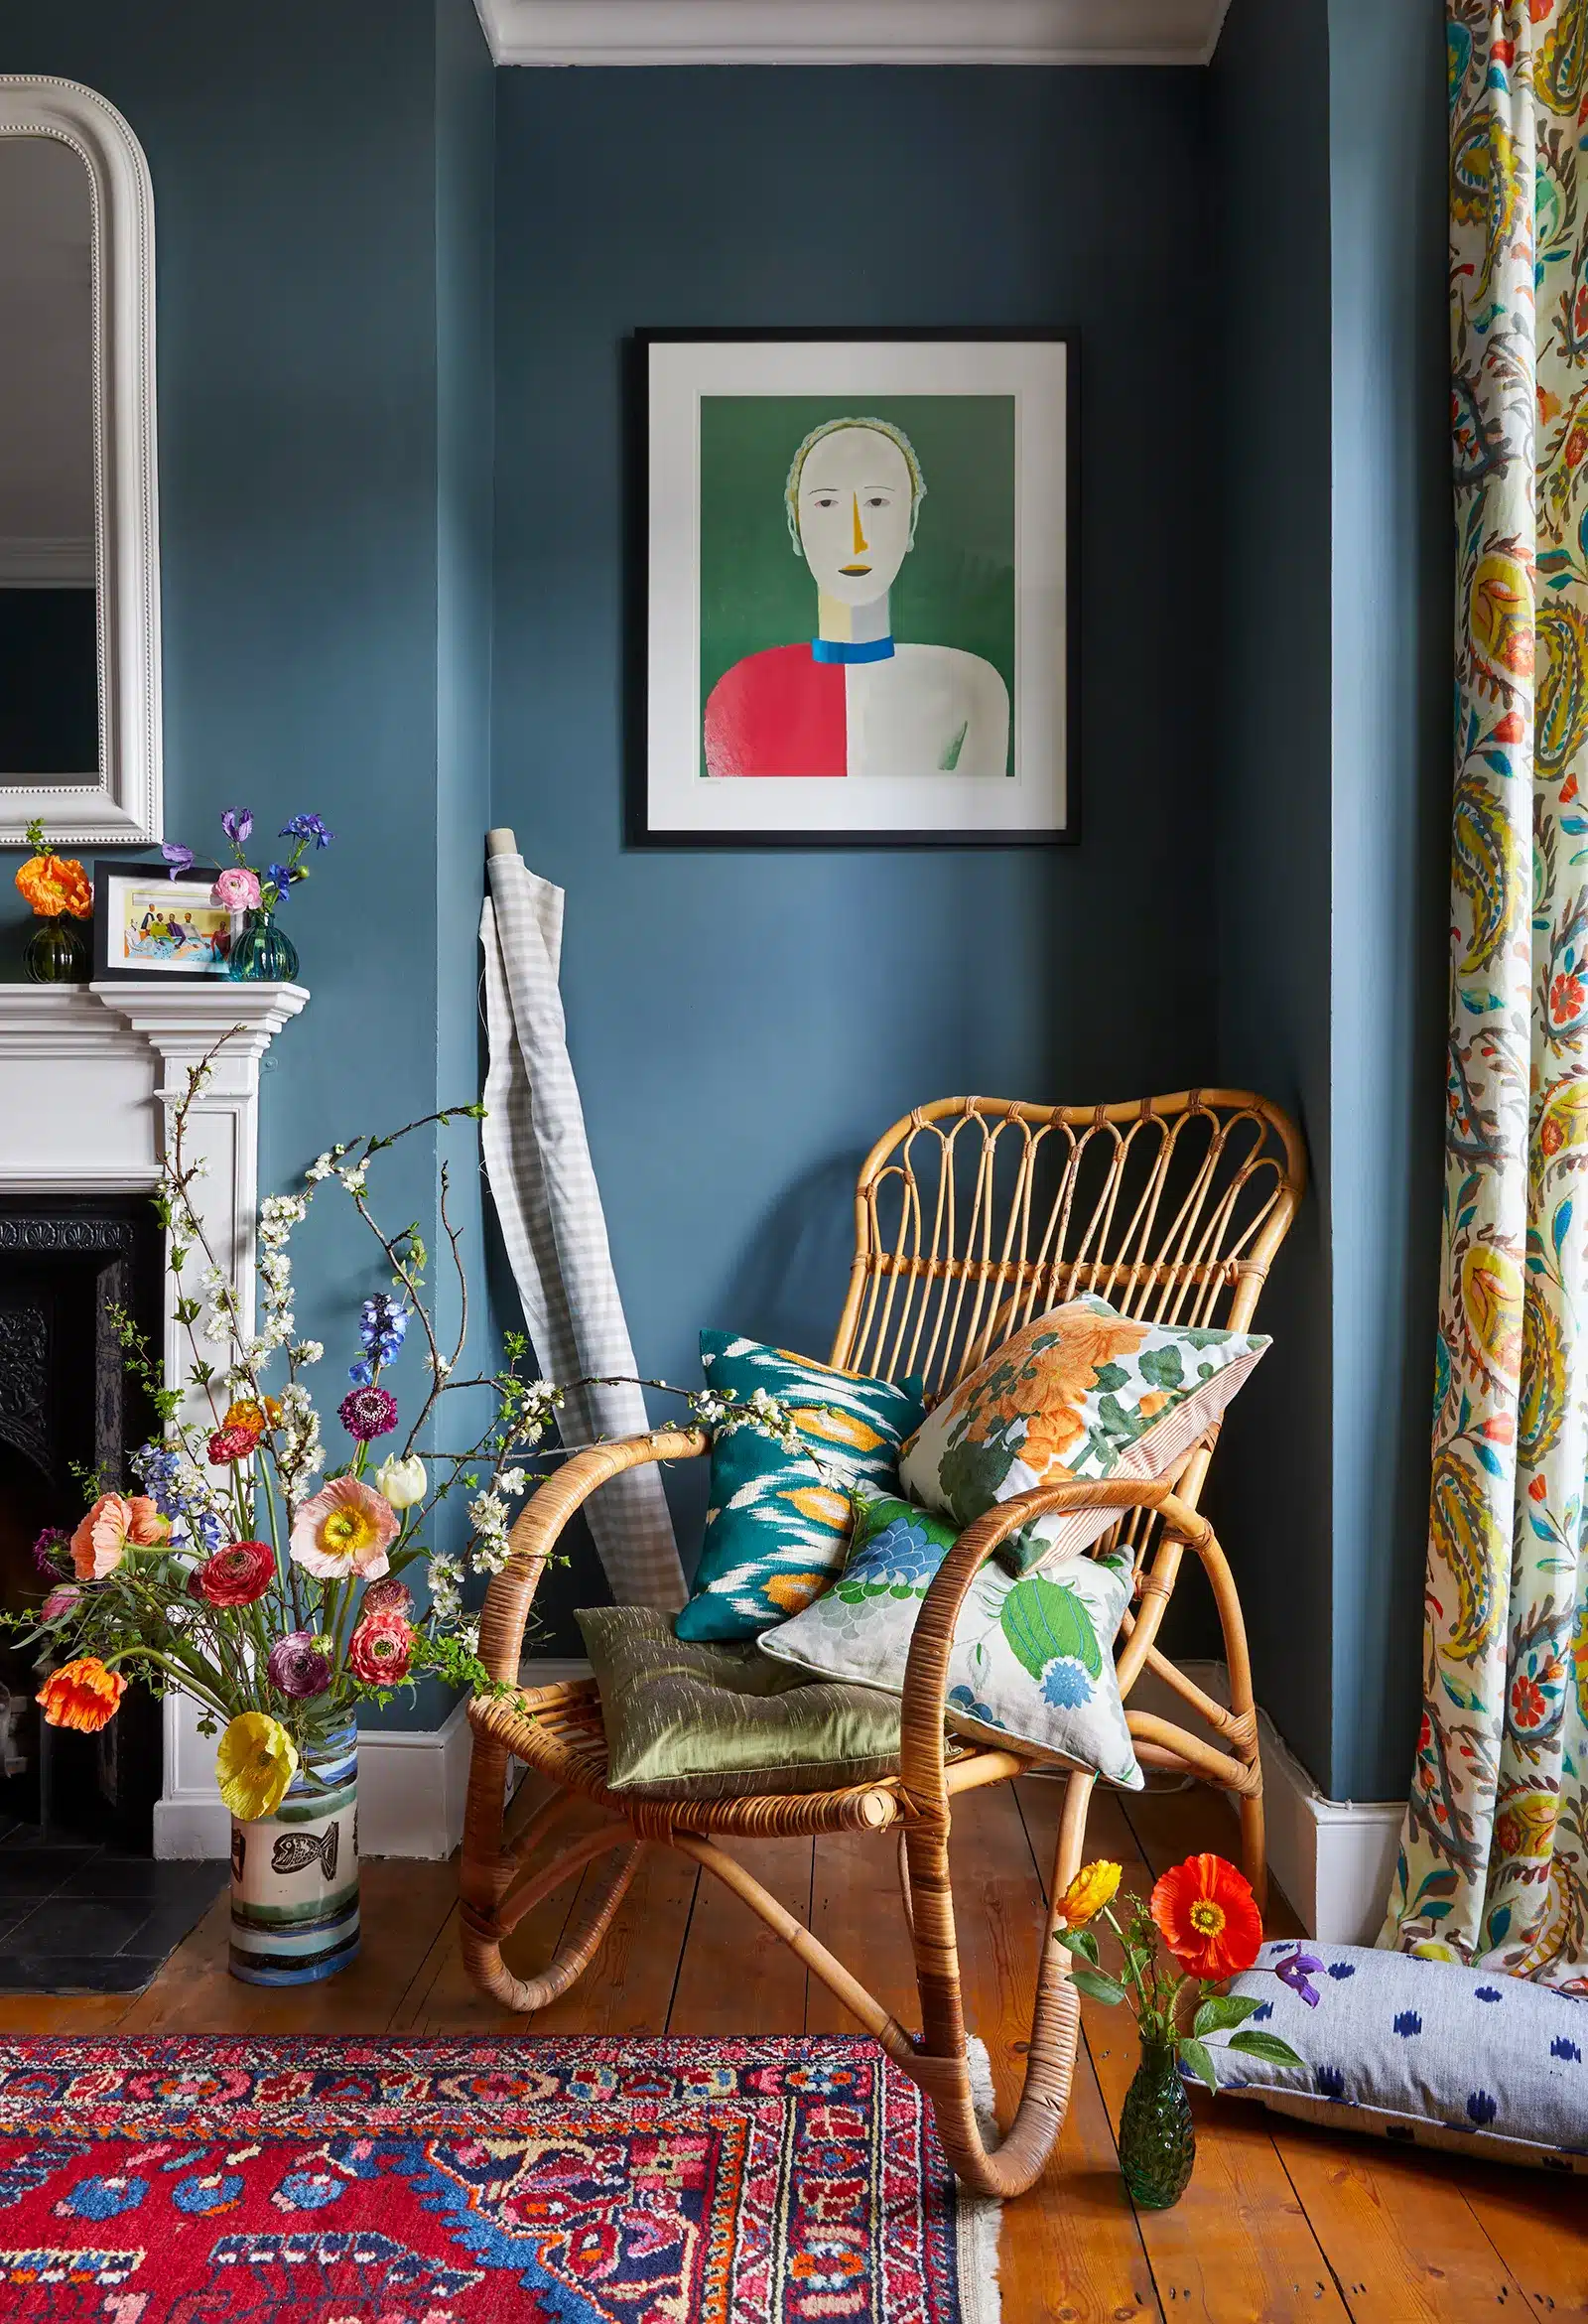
top-left (348, 1291), bottom-right (410, 1385)
top-left (280, 813), bottom-right (333, 849)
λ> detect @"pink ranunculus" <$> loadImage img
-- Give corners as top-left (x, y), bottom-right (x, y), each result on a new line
top-left (347, 1609), bottom-right (414, 1686)
top-left (42, 1584), bottom-right (83, 1622)
top-left (70, 1493), bottom-right (168, 1581)
top-left (212, 866), bottom-right (261, 911)
top-left (289, 1474), bottom-right (399, 1582)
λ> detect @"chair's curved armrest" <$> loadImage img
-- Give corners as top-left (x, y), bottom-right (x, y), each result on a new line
top-left (475, 1426), bottom-right (709, 1684)
top-left (897, 1477), bottom-right (1211, 1818)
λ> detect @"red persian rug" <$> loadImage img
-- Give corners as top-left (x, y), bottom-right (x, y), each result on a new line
top-left (0, 2033), bottom-right (1000, 2323)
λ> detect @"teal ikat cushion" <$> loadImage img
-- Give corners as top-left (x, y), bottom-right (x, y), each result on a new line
top-left (674, 1333), bottom-right (926, 1643)
top-left (900, 1294), bottom-right (1269, 1573)
top-left (1206, 1941), bottom-right (1588, 2174)
top-left (758, 1489), bottom-right (1142, 1789)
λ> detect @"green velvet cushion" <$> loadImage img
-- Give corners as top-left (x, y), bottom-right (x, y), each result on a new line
top-left (674, 1331), bottom-right (925, 1642)
top-left (577, 1605), bottom-right (900, 1799)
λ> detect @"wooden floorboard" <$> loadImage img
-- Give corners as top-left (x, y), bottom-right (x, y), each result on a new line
top-left (5, 1773), bottom-right (1583, 2321)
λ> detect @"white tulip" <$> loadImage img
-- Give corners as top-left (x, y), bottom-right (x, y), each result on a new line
top-left (374, 1451), bottom-right (427, 1510)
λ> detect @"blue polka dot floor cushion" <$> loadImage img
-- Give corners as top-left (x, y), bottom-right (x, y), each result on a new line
top-left (675, 1333), bottom-right (926, 1642)
top-left (1203, 1941), bottom-right (1588, 2174)
top-left (757, 1489), bottom-right (1142, 1789)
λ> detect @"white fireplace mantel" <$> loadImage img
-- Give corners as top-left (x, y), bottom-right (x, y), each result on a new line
top-left (0, 979), bottom-right (472, 1861)
top-left (0, 979), bottom-right (308, 1854)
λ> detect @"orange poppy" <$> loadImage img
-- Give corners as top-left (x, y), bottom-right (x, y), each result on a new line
top-left (36, 1656), bottom-right (127, 1734)
top-left (1148, 1851), bottom-right (1262, 1981)
top-left (15, 852), bottom-right (92, 919)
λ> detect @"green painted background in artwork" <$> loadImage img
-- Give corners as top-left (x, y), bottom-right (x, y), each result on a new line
top-left (698, 394), bottom-right (1016, 775)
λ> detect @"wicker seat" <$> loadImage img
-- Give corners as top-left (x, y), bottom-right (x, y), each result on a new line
top-left (461, 1089), bottom-right (1304, 2198)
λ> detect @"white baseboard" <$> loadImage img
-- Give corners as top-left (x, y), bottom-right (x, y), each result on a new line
top-left (1124, 1661), bottom-right (1403, 1945)
top-left (153, 1699), bottom-right (475, 1862)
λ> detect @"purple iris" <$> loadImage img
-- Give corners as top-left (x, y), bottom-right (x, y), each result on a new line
top-left (267, 1630), bottom-right (331, 1701)
top-left (161, 843), bottom-right (195, 879)
top-left (280, 813), bottom-right (332, 849)
top-left (1274, 1947), bottom-right (1325, 2008)
top-left (220, 806), bottom-right (253, 848)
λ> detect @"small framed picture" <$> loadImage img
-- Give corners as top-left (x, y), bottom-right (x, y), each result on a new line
top-left (632, 327), bottom-right (1078, 847)
top-left (92, 860), bottom-right (234, 980)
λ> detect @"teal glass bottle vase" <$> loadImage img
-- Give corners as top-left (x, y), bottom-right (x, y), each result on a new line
top-left (1118, 2036), bottom-right (1197, 2209)
top-left (228, 907), bottom-right (299, 983)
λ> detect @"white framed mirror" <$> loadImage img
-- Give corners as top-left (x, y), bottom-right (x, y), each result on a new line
top-left (0, 76), bottom-right (161, 844)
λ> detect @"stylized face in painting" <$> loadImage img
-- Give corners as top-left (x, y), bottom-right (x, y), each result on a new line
top-left (794, 425), bottom-right (916, 608)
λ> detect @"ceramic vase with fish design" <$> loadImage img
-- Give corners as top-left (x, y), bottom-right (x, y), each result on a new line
top-left (228, 1722), bottom-right (360, 1983)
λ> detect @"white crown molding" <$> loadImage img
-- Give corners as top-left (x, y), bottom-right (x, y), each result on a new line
top-left (0, 77), bottom-right (162, 845)
top-left (0, 535), bottom-right (95, 587)
top-left (475, 0), bottom-right (1233, 68)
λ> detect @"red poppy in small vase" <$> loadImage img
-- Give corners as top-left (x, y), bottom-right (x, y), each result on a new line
top-left (1055, 1851), bottom-right (1304, 2210)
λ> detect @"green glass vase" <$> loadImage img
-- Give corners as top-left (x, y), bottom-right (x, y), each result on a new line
top-left (1118, 2037), bottom-right (1196, 2210)
top-left (24, 916), bottom-right (88, 984)
top-left (228, 907), bottom-right (299, 983)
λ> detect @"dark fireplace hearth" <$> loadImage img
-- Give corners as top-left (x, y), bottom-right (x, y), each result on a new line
top-left (0, 1195), bottom-right (163, 1847)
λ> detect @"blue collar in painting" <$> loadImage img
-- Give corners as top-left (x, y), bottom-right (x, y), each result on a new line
top-left (811, 635), bottom-right (895, 665)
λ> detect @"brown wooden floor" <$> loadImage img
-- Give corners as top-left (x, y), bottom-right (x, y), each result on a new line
top-left (4, 1774), bottom-right (1584, 2321)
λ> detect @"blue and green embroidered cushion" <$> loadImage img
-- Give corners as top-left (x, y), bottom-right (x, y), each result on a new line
top-left (758, 1489), bottom-right (1142, 1788)
top-left (675, 1333), bottom-right (926, 1642)
top-left (900, 1294), bottom-right (1270, 1572)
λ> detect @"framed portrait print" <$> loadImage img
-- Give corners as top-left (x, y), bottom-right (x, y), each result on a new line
top-left (633, 329), bottom-right (1076, 847)
top-left (93, 861), bottom-right (234, 979)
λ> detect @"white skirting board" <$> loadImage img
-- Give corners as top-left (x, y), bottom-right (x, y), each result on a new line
top-left (1121, 1661), bottom-right (1403, 1945)
top-left (152, 1662), bottom-right (595, 1860)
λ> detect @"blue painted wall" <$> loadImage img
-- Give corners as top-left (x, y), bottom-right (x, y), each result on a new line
top-left (1207, 0), bottom-right (1336, 1789)
top-left (1210, 0), bottom-right (1450, 1798)
top-left (1326, 0), bottom-right (1450, 1801)
top-left (489, 65), bottom-right (1220, 1574)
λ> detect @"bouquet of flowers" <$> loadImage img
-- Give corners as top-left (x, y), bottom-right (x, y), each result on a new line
top-left (162, 805), bottom-right (332, 916)
top-left (13, 1042), bottom-right (802, 1827)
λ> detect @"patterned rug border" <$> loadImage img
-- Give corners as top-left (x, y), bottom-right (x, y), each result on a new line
top-left (0, 2029), bottom-right (1002, 2324)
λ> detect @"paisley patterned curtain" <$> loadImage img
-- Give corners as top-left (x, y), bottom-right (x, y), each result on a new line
top-left (1382, 1), bottom-right (1588, 1992)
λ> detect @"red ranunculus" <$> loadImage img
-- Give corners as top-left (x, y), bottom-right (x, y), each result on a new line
top-left (208, 1423), bottom-right (260, 1465)
top-left (346, 1609), bottom-right (414, 1685)
top-left (1148, 1852), bottom-right (1263, 1981)
top-left (197, 1540), bottom-right (277, 1607)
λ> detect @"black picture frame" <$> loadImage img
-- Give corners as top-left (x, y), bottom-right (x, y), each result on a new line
top-left (92, 860), bottom-right (234, 981)
top-left (627, 326), bottom-right (1080, 850)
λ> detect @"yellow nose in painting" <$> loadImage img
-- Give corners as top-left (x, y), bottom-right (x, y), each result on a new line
top-left (839, 492), bottom-right (871, 576)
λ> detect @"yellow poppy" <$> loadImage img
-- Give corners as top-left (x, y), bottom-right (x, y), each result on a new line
top-left (216, 1710), bottom-right (299, 1821)
top-left (1058, 1859), bottom-right (1122, 1927)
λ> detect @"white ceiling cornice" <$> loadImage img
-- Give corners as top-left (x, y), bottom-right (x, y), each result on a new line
top-left (474, 0), bottom-right (1234, 68)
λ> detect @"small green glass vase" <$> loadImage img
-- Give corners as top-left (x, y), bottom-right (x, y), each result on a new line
top-left (228, 907), bottom-right (299, 983)
top-left (24, 916), bottom-right (88, 984)
top-left (1118, 2037), bottom-right (1196, 2210)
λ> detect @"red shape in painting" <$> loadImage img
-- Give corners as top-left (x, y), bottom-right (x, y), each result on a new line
top-left (704, 645), bottom-right (847, 776)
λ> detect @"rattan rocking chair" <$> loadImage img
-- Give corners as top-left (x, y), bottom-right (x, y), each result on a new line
top-left (460, 1089), bottom-right (1304, 2199)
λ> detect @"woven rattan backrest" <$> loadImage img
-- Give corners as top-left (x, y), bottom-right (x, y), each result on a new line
top-left (829, 1090), bottom-right (1304, 1547)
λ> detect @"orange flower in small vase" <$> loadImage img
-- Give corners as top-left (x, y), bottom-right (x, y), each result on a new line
top-left (1148, 1852), bottom-right (1263, 1982)
top-left (37, 1656), bottom-right (127, 1733)
top-left (15, 850), bottom-right (92, 919)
